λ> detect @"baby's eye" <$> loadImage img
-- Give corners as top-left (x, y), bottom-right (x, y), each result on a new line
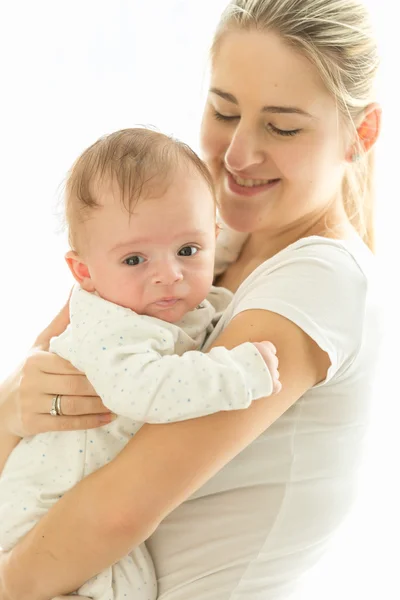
top-left (123, 255), bottom-right (145, 266)
top-left (178, 245), bottom-right (199, 257)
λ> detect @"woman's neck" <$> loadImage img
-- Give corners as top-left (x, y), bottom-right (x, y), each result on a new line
top-left (244, 203), bottom-right (353, 264)
top-left (217, 203), bottom-right (354, 293)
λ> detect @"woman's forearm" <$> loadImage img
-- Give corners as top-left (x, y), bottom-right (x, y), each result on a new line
top-left (3, 456), bottom-right (153, 600)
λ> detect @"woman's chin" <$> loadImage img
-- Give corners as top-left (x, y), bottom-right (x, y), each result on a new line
top-left (218, 205), bottom-right (266, 233)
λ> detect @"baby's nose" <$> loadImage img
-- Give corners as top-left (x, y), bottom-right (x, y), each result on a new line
top-left (152, 260), bottom-right (183, 285)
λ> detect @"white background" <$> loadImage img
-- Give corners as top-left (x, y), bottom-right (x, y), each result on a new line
top-left (0, 1), bottom-right (398, 598)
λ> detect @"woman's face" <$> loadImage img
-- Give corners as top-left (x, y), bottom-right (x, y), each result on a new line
top-left (201, 30), bottom-right (350, 234)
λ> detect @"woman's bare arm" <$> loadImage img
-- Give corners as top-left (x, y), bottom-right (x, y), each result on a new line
top-left (1, 309), bottom-right (329, 600)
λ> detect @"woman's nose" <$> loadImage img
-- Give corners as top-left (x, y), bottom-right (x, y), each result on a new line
top-left (152, 259), bottom-right (183, 285)
top-left (224, 126), bottom-right (264, 173)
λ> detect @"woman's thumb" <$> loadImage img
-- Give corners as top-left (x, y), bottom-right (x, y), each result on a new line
top-left (33, 288), bottom-right (73, 349)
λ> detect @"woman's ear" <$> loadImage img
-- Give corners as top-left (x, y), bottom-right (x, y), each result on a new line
top-left (65, 250), bottom-right (96, 293)
top-left (346, 103), bottom-right (382, 162)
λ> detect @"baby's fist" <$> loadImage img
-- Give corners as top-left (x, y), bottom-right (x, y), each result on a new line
top-left (253, 341), bottom-right (281, 395)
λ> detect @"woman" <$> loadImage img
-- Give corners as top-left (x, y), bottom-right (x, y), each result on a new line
top-left (0, 0), bottom-right (382, 598)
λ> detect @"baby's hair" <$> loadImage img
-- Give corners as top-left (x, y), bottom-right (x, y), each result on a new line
top-left (65, 127), bottom-right (215, 250)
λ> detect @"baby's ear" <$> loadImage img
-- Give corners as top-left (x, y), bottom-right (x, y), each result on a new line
top-left (65, 250), bottom-right (96, 293)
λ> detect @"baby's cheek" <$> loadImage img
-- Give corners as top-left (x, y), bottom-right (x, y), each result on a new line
top-left (190, 275), bottom-right (214, 308)
top-left (99, 272), bottom-right (143, 312)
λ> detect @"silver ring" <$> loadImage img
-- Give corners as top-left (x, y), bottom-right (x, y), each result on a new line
top-left (55, 394), bottom-right (63, 416)
top-left (50, 394), bottom-right (62, 417)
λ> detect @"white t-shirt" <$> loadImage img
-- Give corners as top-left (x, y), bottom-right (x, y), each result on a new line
top-left (146, 234), bottom-right (383, 600)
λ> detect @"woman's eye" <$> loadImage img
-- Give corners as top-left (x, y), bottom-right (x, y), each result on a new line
top-left (213, 109), bottom-right (240, 122)
top-left (178, 245), bottom-right (199, 257)
top-left (123, 255), bottom-right (145, 266)
top-left (267, 123), bottom-right (301, 137)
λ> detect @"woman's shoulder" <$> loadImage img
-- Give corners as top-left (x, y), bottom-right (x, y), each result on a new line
top-left (232, 233), bottom-right (380, 316)
top-left (212, 233), bottom-right (382, 380)
top-left (231, 233), bottom-right (375, 312)
top-left (251, 233), bottom-right (375, 285)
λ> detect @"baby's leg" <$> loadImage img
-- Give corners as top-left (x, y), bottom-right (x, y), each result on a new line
top-left (0, 418), bottom-right (137, 550)
top-left (0, 430), bottom-right (88, 551)
top-left (77, 542), bottom-right (157, 600)
top-left (0, 417), bottom-right (156, 600)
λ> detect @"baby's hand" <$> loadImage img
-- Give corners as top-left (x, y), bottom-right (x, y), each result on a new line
top-left (252, 341), bottom-right (281, 395)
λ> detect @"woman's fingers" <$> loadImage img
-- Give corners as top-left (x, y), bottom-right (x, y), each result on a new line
top-left (26, 349), bottom-right (85, 376)
top-left (18, 390), bottom-right (112, 435)
top-left (47, 394), bottom-right (111, 416)
top-left (21, 352), bottom-right (98, 397)
top-left (32, 372), bottom-right (98, 398)
top-left (11, 348), bottom-right (112, 436)
top-left (34, 412), bottom-right (116, 434)
top-left (17, 401), bottom-right (114, 437)
top-left (52, 597), bottom-right (92, 599)
top-left (1, 318), bottom-right (114, 437)
top-left (28, 394), bottom-right (110, 417)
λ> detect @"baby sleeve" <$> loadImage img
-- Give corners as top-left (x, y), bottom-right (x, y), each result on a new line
top-left (50, 289), bottom-right (274, 424)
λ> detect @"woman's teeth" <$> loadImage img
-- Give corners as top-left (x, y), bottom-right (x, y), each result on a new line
top-left (233, 175), bottom-right (275, 187)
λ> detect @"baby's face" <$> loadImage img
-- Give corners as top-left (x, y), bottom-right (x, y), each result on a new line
top-left (79, 167), bottom-right (217, 323)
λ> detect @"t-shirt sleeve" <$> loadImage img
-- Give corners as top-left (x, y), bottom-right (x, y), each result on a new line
top-left (231, 241), bottom-right (368, 382)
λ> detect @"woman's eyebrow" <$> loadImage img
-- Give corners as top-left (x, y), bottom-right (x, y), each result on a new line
top-left (209, 87), bottom-right (314, 118)
top-left (262, 105), bottom-right (314, 118)
top-left (210, 87), bottom-right (238, 104)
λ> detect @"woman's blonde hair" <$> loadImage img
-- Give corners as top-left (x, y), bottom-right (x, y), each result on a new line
top-left (212, 0), bottom-right (380, 250)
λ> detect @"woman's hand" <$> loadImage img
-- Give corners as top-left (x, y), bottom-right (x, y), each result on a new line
top-left (0, 295), bottom-right (114, 440)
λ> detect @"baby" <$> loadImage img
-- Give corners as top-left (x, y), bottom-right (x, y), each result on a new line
top-left (0, 128), bottom-right (280, 600)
